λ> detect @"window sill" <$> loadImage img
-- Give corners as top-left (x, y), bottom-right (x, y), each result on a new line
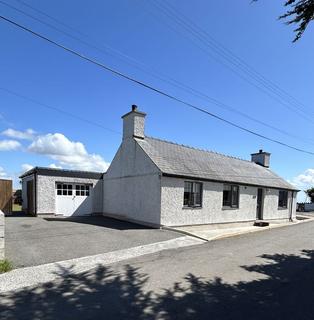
top-left (182, 206), bottom-right (203, 210)
top-left (222, 206), bottom-right (239, 210)
top-left (278, 207), bottom-right (288, 210)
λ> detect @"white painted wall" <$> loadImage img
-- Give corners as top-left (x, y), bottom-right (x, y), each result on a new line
top-left (36, 175), bottom-right (103, 215)
top-left (103, 138), bottom-right (161, 226)
top-left (263, 189), bottom-right (296, 220)
top-left (160, 176), bottom-right (296, 226)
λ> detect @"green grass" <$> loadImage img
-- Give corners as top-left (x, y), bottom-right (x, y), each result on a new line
top-left (0, 259), bottom-right (13, 273)
top-left (12, 204), bottom-right (22, 212)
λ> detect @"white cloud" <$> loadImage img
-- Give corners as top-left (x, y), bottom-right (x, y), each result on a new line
top-left (291, 169), bottom-right (314, 189)
top-left (48, 163), bottom-right (63, 169)
top-left (290, 168), bottom-right (314, 202)
top-left (21, 163), bottom-right (34, 172)
top-left (0, 139), bottom-right (21, 151)
top-left (2, 128), bottom-right (36, 140)
top-left (29, 133), bottom-right (86, 156)
top-left (0, 166), bottom-right (6, 177)
top-left (0, 166), bottom-right (11, 180)
top-left (28, 133), bottom-right (109, 172)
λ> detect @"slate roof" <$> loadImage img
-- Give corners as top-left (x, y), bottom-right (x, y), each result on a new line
top-left (136, 137), bottom-right (297, 191)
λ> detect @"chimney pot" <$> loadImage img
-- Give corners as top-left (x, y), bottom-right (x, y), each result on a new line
top-left (132, 104), bottom-right (138, 111)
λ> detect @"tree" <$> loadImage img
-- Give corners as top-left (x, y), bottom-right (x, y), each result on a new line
top-left (279, 0), bottom-right (314, 42)
top-left (255, 0), bottom-right (314, 41)
top-left (305, 187), bottom-right (314, 202)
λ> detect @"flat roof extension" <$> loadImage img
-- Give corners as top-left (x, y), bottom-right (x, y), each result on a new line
top-left (19, 167), bottom-right (104, 180)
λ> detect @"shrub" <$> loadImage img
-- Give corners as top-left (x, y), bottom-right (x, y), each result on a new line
top-left (0, 259), bottom-right (13, 273)
top-left (305, 187), bottom-right (314, 203)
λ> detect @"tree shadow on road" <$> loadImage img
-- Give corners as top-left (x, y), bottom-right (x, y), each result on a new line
top-left (1, 250), bottom-right (314, 320)
top-left (0, 265), bottom-right (152, 320)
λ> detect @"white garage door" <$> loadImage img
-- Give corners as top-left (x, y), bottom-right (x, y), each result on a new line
top-left (55, 183), bottom-right (93, 216)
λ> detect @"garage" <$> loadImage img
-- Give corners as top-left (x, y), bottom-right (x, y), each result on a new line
top-left (56, 183), bottom-right (93, 216)
top-left (20, 167), bottom-right (103, 216)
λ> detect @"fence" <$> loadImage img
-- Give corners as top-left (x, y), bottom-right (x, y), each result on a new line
top-left (297, 202), bottom-right (314, 212)
top-left (0, 179), bottom-right (12, 215)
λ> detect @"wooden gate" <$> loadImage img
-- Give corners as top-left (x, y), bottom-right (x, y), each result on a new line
top-left (0, 179), bottom-right (12, 214)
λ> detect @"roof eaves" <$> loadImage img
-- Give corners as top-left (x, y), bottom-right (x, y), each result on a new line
top-left (161, 172), bottom-right (299, 191)
top-left (19, 167), bottom-right (38, 179)
top-left (20, 167), bottom-right (104, 179)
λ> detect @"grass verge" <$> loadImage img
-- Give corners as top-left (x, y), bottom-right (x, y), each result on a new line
top-left (0, 259), bottom-right (13, 273)
top-left (12, 204), bottom-right (22, 212)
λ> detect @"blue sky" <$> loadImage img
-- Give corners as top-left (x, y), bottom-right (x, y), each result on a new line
top-left (0, 0), bottom-right (313, 200)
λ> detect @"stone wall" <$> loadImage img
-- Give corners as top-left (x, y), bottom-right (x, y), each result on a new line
top-left (0, 210), bottom-right (4, 259)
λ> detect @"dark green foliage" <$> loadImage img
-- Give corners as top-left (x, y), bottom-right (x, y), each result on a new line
top-left (0, 259), bottom-right (13, 273)
top-left (305, 187), bottom-right (314, 202)
top-left (280, 0), bottom-right (314, 41)
top-left (254, 0), bottom-right (314, 41)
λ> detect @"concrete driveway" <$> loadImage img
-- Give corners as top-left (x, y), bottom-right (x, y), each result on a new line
top-left (5, 214), bottom-right (180, 268)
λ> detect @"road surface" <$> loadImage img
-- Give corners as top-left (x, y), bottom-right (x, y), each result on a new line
top-left (1, 220), bottom-right (314, 319)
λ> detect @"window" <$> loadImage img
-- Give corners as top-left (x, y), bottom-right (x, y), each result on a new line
top-left (223, 184), bottom-right (239, 208)
top-left (56, 184), bottom-right (73, 196)
top-left (183, 181), bottom-right (202, 207)
top-left (75, 184), bottom-right (90, 197)
top-left (278, 190), bottom-right (288, 208)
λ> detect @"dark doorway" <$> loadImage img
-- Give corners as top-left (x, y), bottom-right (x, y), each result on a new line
top-left (27, 180), bottom-right (34, 215)
top-left (256, 188), bottom-right (264, 220)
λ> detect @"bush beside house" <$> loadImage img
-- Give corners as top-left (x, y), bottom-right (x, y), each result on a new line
top-left (306, 188), bottom-right (314, 203)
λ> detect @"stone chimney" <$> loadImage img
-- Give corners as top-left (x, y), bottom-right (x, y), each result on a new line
top-left (121, 105), bottom-right (146, 140)
top-left (251, 149), bottom-right (271, 168)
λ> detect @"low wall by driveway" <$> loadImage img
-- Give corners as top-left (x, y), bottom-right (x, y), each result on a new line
top-left (0, 210), bottom-right (4, 259)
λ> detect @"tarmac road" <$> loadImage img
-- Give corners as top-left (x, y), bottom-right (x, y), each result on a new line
top-left (1, 220), bottom-right (314, 319)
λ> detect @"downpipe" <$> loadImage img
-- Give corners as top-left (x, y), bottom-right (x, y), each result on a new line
top-left (289, 191), bottom-right (294, 222)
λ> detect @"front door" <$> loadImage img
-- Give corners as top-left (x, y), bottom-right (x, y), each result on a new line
top-left (256, 188), bottom-right (264, 220)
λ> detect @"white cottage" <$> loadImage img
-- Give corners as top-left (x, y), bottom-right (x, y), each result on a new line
top-left (102, 106), bottom-right (298, 227)
top-left (20, 106), bottom-right (298, 227)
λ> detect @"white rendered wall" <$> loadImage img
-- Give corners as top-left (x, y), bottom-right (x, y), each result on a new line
top-left (160, 176), bottom-right (295, 226)
top-left (36, 175), bottom-right (103, 215)
top-left (263, 189), bottom-right (296, 220)
top-left (122, 112), bottom-right (145, 139)
top-left (103, 138), bottom-right (162, 226)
